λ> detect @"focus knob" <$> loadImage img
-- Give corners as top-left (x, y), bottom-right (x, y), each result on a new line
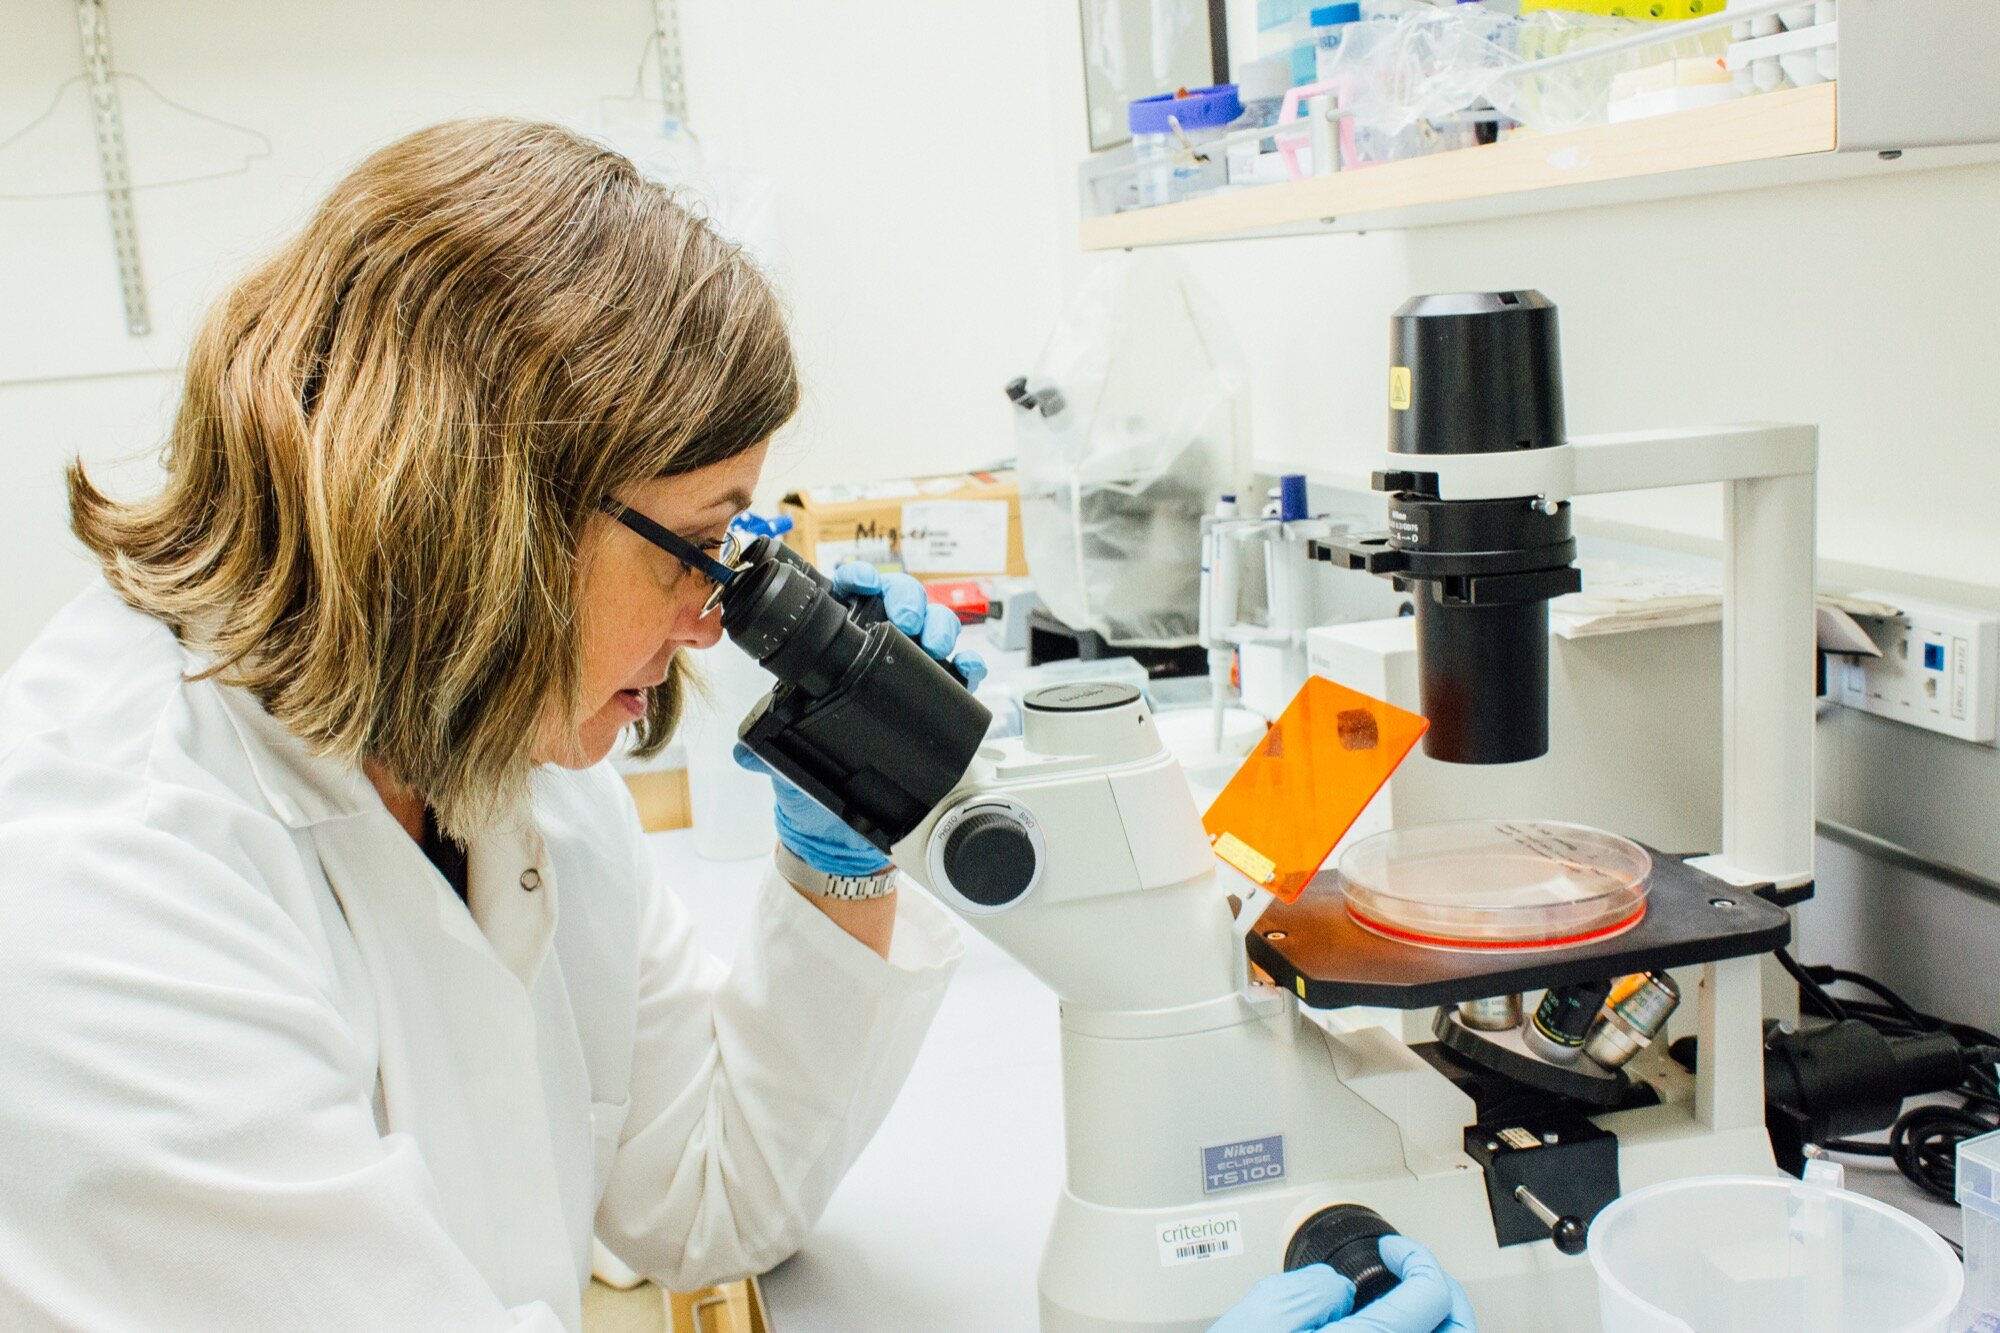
top-left (1285, 1205), bottom-right (1400, 1310)
top-left (940, 810), bottom-right (1039, 909)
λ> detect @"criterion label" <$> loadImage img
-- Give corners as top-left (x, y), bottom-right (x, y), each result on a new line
top-left (1157, 1211), bottom-right (1243, 1267)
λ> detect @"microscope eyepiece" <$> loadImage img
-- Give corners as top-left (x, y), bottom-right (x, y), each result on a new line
top-left (720, 544), bottom-right (859, 697)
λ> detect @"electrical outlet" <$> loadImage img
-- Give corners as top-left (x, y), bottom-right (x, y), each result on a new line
top-left (1838, 594), bottom-right (2000, 743)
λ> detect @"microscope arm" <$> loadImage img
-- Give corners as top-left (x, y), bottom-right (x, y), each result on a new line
top-left (1393, 422), bottom-right (1820, 893)
top-left (1388, 423), bottom-right (1815, 503)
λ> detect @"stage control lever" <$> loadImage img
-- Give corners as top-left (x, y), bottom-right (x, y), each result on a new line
top-left (1513, 1185), bottom-right (1588, 1256)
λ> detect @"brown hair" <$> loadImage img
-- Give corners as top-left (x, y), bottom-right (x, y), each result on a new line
top-left (69, 117), bottom-right (797, 833)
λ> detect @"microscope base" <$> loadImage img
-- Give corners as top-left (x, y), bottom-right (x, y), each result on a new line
top-left (1035, 997), bottom-right (1777, 1333)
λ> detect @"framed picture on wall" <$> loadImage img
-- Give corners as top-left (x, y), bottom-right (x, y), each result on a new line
top-left (1078, 0), bottom-right (1229, 152)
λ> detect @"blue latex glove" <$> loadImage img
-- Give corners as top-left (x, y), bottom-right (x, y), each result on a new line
top-left (829, 562), bottom-right (988, 692)
top-left (734, 744), bottom-right (890, 876)
top-left (1207, 1240), bottom-right (1476, 1333)
top-left (734, 563), bottom-right (985, 876)
top-left (1208, 1265), bottom-right (1356, 1333)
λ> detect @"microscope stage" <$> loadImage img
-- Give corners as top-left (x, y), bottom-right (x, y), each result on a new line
top-left (1246, 848), bottom-right (1792, 1009)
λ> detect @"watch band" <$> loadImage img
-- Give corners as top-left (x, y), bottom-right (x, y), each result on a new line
top-left (774, 841), bottom-right (898, 901)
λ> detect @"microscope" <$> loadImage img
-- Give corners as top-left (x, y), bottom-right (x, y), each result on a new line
top-left (717, 292), bottom-right (1818, 1332)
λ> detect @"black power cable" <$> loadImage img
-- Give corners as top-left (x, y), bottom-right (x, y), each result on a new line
top-left (1783, 948), bottom-right (2000, 1203)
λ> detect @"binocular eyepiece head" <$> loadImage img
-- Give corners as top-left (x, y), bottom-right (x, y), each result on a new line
top-left (717, 537), bottom-right (991, 853)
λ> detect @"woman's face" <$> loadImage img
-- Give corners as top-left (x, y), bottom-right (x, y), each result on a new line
top-left (536, 440), bottom-right (771, 769)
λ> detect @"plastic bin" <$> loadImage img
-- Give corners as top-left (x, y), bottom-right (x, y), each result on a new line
top-left (1957, 1129), bottom-right (2000, 1332)
top-left (1127, 85), bottom-right (1243, 208)
top-left (1589, 1174), bottom-right (1963, 1332)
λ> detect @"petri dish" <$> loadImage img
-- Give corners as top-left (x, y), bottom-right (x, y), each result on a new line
top-left (1338, 820), bottom-right (1651, 951)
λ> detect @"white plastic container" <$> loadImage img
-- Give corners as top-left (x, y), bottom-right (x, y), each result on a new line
top-left (1955, 1129), bottom-right (2000, 1332)
top-left (1127, 85), bottom-right (1245, 208)
top-left (1227, 56), bottom-right (1293, 186)
top-left (1312, 2), bottom-right (1362, 83)
top-left (1590, 1174), bottom-right (1964, 1333)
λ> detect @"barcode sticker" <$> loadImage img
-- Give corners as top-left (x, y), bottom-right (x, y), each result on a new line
top-left (1157, 1211), bottom-right (1243, 1267)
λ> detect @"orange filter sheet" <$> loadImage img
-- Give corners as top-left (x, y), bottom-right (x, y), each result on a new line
top-left (1203, 676), bottom-right (1428, 902)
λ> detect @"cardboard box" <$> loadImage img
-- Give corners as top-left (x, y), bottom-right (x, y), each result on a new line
top-left (780, 470), bottom-right (1027, 578)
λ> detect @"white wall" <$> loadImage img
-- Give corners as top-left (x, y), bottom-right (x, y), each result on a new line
top-left (0, 1), bottom-right (1072, 665)
top-left (676, 3), bottom-right (1071, 492)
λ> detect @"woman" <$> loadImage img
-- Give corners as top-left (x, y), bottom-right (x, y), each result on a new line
top-left (2, 117), bottom-right (966, 1330)
top-left (0, 119), bottom-right (1466, 1332)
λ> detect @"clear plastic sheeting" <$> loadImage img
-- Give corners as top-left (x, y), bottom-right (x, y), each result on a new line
top-left (1012, 253), bottom-right (1251, 647)
top-left (1317, 5), bottom-right (1731, 141)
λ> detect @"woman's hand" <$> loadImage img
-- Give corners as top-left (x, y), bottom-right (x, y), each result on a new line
top-left (1207, 1239), bottom-right (1476, 1333)
top-left (829, 562), bottom-right (987, 691)
top-left (736, 564), bottom-right (984, 957)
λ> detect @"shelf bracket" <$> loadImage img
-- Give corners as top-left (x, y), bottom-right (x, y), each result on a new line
top-left (74, 0), bottom-right (150, 337)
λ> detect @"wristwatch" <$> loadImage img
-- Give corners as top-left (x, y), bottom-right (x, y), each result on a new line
top-left (774, 841), bottom-right (899, 901)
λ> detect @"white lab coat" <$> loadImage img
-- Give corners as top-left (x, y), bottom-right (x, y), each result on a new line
top-left (0, 583), bottom-right (962, 1331)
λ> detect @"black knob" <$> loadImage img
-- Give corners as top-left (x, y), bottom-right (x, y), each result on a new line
top-left (942, 812), bottom-right (1038, 909)
top-left (1284, 1205), bottom-right (1399, 1310)
top-left (1514, 1184), bottom-right (1590, 1256)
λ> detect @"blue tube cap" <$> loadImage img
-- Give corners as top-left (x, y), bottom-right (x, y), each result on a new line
top-left (730, 512), bottom-right (794, 540)
top-left (1128, 85), bottom-right (1244, 135)
top-left (1279, 474), bottom-right (1310, 522)
top-left (1310, 3), bottom-right (1362, 24)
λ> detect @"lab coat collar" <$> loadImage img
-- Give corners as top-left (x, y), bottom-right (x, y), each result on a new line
top-left (199, 662), bottom-right (377, 830)
top-left (199, 645), bottom-right (559, 990)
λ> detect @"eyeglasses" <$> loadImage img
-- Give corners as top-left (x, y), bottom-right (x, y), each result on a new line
top-left (600, 500), bottom-right (746, 618)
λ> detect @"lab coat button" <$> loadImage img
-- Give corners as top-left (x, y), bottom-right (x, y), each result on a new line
top-left (520, 868), bottom-right (541, 891)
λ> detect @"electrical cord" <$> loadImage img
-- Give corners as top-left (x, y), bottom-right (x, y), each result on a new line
top-left (1774, 947), bottom-right (1847, 1022)
top-left (1783, 948), bottom-right (2000, 1204)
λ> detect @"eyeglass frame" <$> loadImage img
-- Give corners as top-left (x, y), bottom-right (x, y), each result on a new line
top-left (599, 499), bottom-right (743, 617)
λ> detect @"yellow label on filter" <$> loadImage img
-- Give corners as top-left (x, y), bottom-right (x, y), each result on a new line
top-left (1212, 832), bottom-right (1276, 886)
top-left (1389, 366), bottom-right (1412, 411)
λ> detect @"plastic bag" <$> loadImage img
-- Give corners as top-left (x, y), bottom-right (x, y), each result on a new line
top-left (1011, 253), bottom-right (1252, 648)
top-left (1320, 3), bottom-right (1517, 140)
top-left (1317, 7), bottom-right (1723, 142)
